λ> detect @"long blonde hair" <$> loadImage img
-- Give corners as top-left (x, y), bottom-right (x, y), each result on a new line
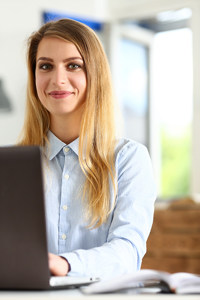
top-left (19, 19), bottom-right (116, 228)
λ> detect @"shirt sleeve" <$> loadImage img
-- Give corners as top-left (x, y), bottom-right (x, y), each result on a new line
top-left (61, 140), bottom-right (157, 279)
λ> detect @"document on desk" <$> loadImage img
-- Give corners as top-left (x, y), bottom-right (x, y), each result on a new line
top-left (81, 269), bottom-right (200, 295)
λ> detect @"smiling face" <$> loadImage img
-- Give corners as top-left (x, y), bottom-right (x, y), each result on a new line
top-left (35, 37), bottom-right (87, 126)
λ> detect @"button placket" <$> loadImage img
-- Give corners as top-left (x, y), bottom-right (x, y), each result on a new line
top-left (59, 146), bottom-right (71, 250)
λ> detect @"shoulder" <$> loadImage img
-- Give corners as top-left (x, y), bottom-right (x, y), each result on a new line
top-left (114, 138), bottom-right (156, 197)
top-left (114, 137), bottom-right (154, 179)
top-left (115, 137), bottom-right (149, 162)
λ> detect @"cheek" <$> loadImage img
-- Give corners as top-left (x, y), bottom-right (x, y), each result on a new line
top-left (35, 74), bottom-right (47, 97)
top-left (77, 74), bottom-right (87, 94)
top-left (35, 72), bottom-right (41, 93)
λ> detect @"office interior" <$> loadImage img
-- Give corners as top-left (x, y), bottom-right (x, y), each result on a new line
top-left (0, 0), bottom-right (200, 275)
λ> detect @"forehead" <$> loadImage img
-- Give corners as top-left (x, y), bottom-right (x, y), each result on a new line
top-left (36, 37), bottom-right (82, 59)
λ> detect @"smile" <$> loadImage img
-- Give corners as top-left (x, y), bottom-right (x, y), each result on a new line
top-left (48, 91), bottom-right (73, 99)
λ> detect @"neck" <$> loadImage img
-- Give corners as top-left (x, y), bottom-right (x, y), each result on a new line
top-left (50, 114), bottom-right (82, 145)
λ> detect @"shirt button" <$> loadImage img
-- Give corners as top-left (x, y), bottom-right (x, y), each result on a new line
top-left (63, 205), bottom-right (68, 211)
top-left (62, 234), bottom-right (67, 240)
top-left (64, 147), bottom-right (69, 153)
top-left (65, 174), bottom-right (69, 180)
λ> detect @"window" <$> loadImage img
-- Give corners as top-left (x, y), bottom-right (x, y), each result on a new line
top-left (116, 37), bottom-right (149, 147)
top-left (153, 28), bottom-right (193, 199)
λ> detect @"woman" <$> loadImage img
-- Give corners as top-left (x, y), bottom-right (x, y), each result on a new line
top-left (19, 18), bottom-right (156, 279)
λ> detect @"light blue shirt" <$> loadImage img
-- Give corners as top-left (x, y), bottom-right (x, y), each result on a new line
top-left (42, 131), bottom-right (156, 279)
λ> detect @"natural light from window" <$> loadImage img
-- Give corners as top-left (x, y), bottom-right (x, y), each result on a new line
top-left (153, 28), bottom-right (193, 199)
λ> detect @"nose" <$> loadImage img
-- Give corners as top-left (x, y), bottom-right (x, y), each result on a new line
top-left (52, 66), bottom-right (67, 86)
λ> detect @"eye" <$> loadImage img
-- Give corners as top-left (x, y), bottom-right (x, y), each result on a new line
top-left (39, 63), bottom-right (53, 71)
top-left (67, 63), bottom-right (81, 70)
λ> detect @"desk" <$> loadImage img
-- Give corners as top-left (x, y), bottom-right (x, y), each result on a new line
top-left (0, 289), bottom-right (200, 300)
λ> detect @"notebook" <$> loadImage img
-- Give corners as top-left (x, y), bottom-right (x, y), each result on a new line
top-left (0, 145), bottom-right (98, 290)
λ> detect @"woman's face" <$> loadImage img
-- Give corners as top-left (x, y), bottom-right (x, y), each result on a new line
top-left (35, 37), bottom-right (87, 122)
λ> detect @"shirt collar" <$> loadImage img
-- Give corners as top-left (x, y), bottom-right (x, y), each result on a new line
top-left (68, 137), bottom-right (79, 157)
top-left (44, 131), bottom-right (79, 160)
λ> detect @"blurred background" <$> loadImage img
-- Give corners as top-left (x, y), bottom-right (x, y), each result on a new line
top-left (0, 0), bottom-right (200, 273)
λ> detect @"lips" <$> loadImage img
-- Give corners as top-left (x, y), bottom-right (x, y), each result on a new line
top-left (49, 90), bottom-right (73, 99)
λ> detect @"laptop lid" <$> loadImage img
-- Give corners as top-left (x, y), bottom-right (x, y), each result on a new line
top-left (0, 145), bottom-right (50, 290)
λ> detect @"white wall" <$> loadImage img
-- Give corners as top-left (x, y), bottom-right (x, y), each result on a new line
top-left (0, 0), bottom-right (108, 146)
top-left (108, 0), bottom-right (197, 20)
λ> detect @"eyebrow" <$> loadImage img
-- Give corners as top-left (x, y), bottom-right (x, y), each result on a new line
top-left (37, 57), bottom-right (83, 63)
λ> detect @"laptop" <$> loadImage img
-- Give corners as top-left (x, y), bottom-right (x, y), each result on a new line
top-left (0, 145), bottom-right (98, 290)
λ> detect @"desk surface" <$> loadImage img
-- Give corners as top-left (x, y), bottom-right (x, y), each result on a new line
top-left (0, 289), bottom-right (200, 300)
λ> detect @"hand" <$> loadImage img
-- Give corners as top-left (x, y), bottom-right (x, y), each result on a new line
top-left (48, 252), bottom-right (70, 276)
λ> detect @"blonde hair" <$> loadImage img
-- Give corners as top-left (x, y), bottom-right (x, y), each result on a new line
top-left (19, 18), bottom-right (116, 228)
